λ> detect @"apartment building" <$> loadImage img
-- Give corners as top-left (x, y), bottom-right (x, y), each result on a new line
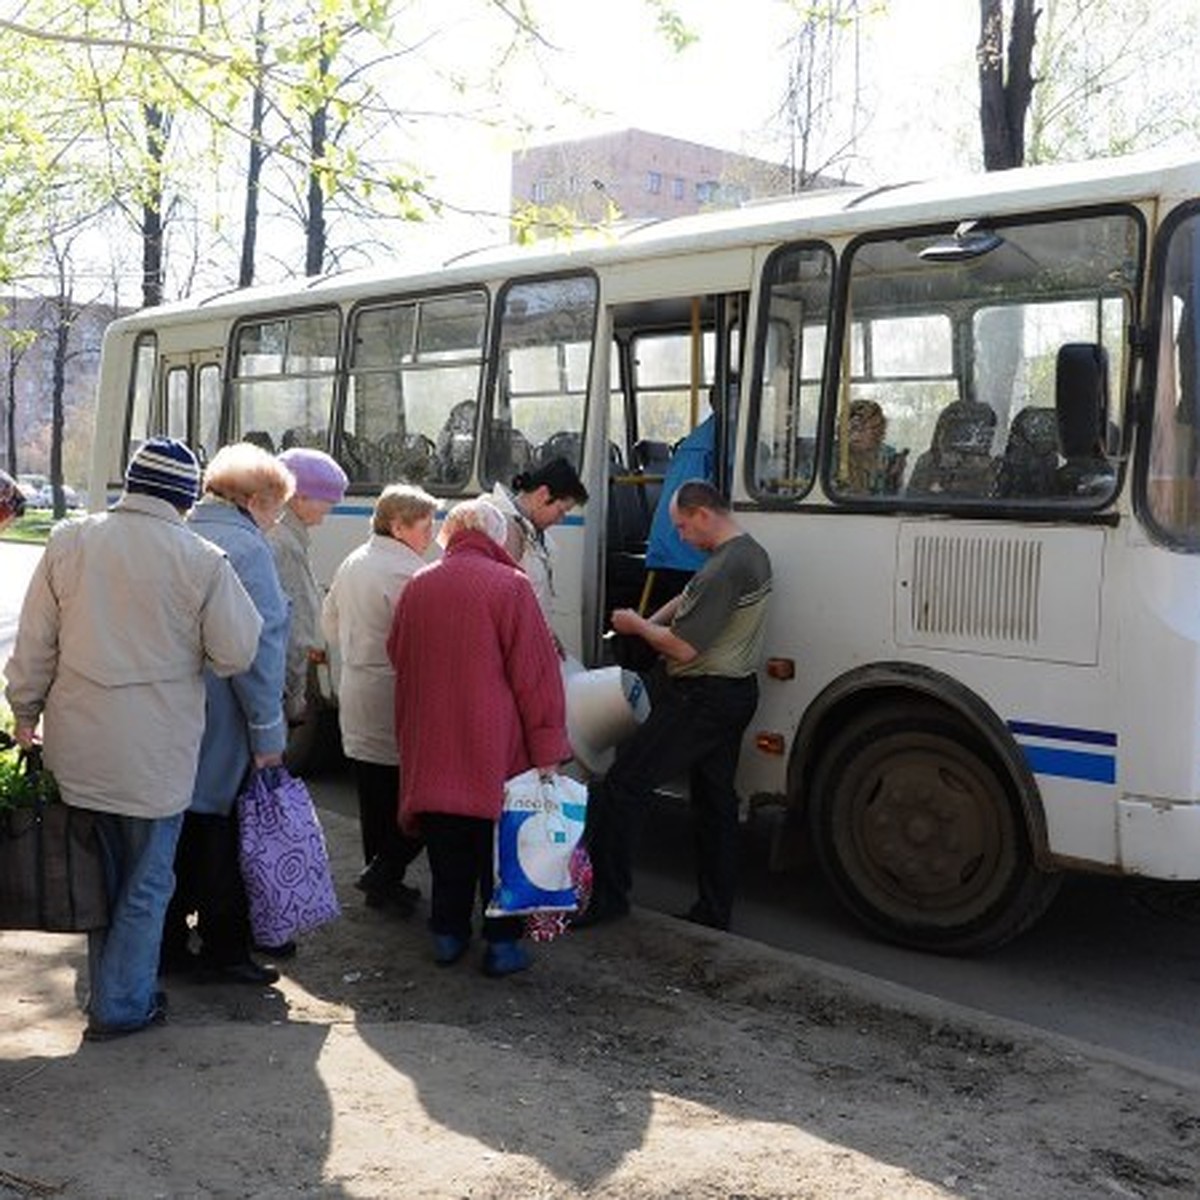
top-left (510, 128), bottom-right (797, 231)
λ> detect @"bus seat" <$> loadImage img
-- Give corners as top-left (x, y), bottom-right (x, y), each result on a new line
top-left (608, 473), bottom-right (652, 552)
top-left (906, 401), bottom-right (998, 498)
top-left (281, 425), bottom-right (325, 451)
top-left (378, 431), bottom-right (436, 484)
top-left (1055, 342), bottom-right (1114, 496)
top-left (606, 438), bottom-right (662, 615)
top-left (485, 422), bottom-right (534, 483)
top-left (436, 400), bottom-right (477, 480)
top-left (633, 439), bottom-right (670, 474)
top-left (997, 406), bottom-right (1058, 498)
top-left (537, 430), bottom-right (582, 469)
top-left (631, 438), bottom-right (670, 516)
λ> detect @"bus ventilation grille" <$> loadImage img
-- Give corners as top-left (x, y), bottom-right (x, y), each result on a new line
top-left (909, 534), bottom-right (1042, 643)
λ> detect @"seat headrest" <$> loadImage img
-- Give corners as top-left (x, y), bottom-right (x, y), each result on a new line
top-left (1007, 407), bottom-right (1058, 455)
top-left (933, 401), bottom-right (996, 456)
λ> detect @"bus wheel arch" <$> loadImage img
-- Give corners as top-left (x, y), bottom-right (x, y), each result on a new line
top-left (788, 664), bottom-right (1061, 953)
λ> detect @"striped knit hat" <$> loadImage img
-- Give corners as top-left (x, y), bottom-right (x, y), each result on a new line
top-left (125, 437), bottom-right (201, 509)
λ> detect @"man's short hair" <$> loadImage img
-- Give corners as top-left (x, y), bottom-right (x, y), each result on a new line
top-left (672, 478), bottom-right (728, 514)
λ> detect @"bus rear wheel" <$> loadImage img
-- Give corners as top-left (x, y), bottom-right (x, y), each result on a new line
top-left (809, 701), bottom-right (1059, 954)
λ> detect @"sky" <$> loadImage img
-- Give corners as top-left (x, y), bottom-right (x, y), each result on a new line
top-left (391, 0), bottom-right (983, 257)
top-left (515, 0), bottom-right (978, 171)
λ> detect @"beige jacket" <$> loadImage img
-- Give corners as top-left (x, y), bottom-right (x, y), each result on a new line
top-left (321, 533), bottom-right (429, 764)
top-left (5, 494), bottom-right (263, 818)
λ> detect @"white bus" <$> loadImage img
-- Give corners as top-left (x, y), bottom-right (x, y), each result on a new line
top-left (90, 149), bottom-right (1200, 952)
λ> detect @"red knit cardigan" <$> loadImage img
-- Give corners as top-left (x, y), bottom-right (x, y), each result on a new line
top-left (387, 529), bottom-right (570, 829)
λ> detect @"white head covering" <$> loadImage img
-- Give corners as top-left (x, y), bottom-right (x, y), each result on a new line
top-left (437, 496), bottom-right (508, 548)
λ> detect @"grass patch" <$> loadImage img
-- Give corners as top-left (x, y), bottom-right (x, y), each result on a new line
top-left (1, 512), bottom-right (55, 545)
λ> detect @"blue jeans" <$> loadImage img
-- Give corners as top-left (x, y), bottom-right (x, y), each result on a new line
top-left (86, 811), bottom-right (184, 1029)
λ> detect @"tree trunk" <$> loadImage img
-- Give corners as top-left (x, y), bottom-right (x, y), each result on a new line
top-left (142, 102), bottom-right (169, 307)
top-left (239, 2), bottom-right (268, 289)
top-left (4, 351), bottom-right (18, 476)
top-left (978, 0), bottom-right (1039, 170)
top-left (50, 294), bottom-right (69, 519)
top-left (305, 48), bottom-right (331, 278)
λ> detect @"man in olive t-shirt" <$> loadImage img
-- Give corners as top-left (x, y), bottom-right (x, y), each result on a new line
top-left (581, 479), bottom-right (772, 931)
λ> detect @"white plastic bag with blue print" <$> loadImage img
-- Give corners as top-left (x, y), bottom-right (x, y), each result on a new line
top-left (487, 768), bottom-right (588, 917)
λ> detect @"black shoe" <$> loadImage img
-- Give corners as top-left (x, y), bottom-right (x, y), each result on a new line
top-left (356, 855), bottom-right (417, 899)
top-left (361, 879), bottom-right (420, 914)
top-left (84, 992), bottom-right (168, 1042)
top-left (673, 905), bottom-right (729, 932)
top-left (254, 940), bottom-right (297, 960)
top-left (570, 893), bottom-right (630, 930)
top-left (354, 856), bottom-right (386, 892)
top-left (197, 959), bottom-right (280, 986)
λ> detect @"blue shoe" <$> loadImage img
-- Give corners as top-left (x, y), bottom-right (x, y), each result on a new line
top-left (483, 940), bottom-right (531, 978)
top-left (432, 934), bottom-right (469, 966)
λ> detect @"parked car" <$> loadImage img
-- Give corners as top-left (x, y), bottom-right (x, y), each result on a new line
top-left (16, 474), bottom-right (47, 505)
top-left (16, 475), bottom-right (81, 509)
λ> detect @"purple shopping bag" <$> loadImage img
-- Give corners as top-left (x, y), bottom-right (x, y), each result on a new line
top-left (236, 766), bottom-right (340, 945)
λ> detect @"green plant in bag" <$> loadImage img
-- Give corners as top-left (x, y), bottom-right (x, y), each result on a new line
top-left (0, 731), bottom-right (60, 814)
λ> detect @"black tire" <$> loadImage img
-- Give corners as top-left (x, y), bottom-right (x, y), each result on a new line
top-left (809, 701), bottom-right (1060, 954)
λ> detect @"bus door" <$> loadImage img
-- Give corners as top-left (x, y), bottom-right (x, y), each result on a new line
top-left (601, 289), bottom-right (746, 667)
top-left (159, 350), bottom-right (224, 466)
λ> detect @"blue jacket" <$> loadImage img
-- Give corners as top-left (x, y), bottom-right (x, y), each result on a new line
top-left (645, 416), bottom-right (715, 573)
top-left (187, 499), bottom-right (289, 815)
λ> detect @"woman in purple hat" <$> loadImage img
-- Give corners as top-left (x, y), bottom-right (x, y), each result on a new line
top-left (269, 448), bottom-right (349, 728)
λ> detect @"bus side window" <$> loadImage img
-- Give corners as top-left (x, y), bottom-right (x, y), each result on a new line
top-left (231, 311), bottom-right (338, 457)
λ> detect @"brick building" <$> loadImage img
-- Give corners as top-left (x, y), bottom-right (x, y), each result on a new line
top-left (510, 128), bottom-right (796, 232)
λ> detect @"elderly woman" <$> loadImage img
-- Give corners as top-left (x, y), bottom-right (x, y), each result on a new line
top-left (386, 497), bottom-right (570, 977)
top-left (268, 447), bottom-right (348, 725)
top-left (161, 442), bottom-right (294, 986)
top-left (322, 483), bottom-right (439, 912)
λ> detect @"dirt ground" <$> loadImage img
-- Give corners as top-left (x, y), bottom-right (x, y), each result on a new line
top-left (1, 805), bottom-right (1199, 1200)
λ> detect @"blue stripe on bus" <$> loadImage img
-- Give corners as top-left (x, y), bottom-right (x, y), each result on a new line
top-left (331, 503), bottom-right (587, 525)
top-left (1018, 744), bottom-right (1116, 785)
top-left (1007, 720), bottom-right (1117, 747)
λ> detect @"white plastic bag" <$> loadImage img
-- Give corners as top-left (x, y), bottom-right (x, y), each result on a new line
top-left (487, 768), bottom-right (588, 916)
